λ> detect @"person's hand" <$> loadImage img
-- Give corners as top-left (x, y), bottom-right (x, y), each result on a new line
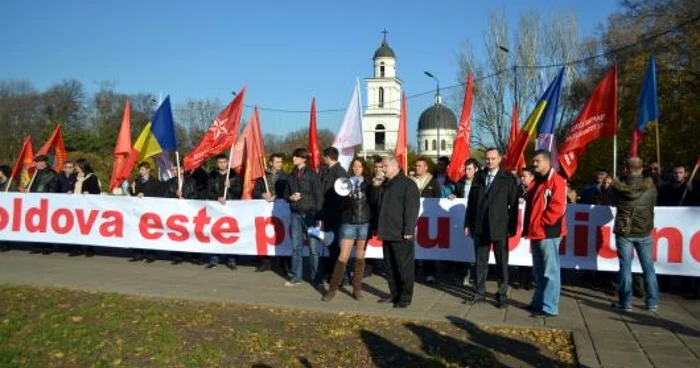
top-left (464, 228), bottom-right (470, 237)
top-left (403, 234), bottom-right (413, 241)
top-left (317, 220), bottom-right (323, 230)
top-left (225, 181), bottom-right (231, 189)
top-left (176, 189), bottom-right (183, 199)
top-left (131, 182), bottom-right (136, 191)
top-left (137, 193), bottom-right (144, 198)
top-left (217, 197), bottom-right (226, 205)
top-left (448, 194), bottom-right (456, 200)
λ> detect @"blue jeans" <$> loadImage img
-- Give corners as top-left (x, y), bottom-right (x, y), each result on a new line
top-left (290, 212), bottom-right (322, 284)
top-left (616, 236), bottom-right (659, 308)
top-left (531, 238), bottom-right (561, 315)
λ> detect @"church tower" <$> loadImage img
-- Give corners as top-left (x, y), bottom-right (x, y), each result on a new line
top-left (361, 30), bottom-right (401, 157)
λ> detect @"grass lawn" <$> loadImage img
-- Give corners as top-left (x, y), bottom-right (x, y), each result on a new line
top-left (0, 284), bottom-right (575, 367)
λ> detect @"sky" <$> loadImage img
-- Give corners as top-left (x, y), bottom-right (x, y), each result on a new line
top-left (0, 0), bottom-right (620, 143)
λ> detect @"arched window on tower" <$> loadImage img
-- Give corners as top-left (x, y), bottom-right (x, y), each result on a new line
top-left (375, 124), bottom-right (386, 151)
top-left (441, 140), bottom-right (446, 151)
top-left (424, 140), bottom-right (428, 151)
top-left (378, 87), bottom-right (384, 108)
top-left (431, 139), bottom-right (436, 151)
top-left (380, 62), bottom-right (385, 78)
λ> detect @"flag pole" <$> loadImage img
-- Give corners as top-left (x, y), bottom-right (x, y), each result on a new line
top-left (655, 122), bottom-right (661, 167)
top-left (357, 78), bottom-right (366, 161)
top-left (262, 157), bottom-right (270, 195)
top-left (175, 151), bottom-right (182, 192)
top-left (25, 171), bottom-right (38, 194)
top-left (4, 178), bottom-right (12, 192)
top-left (679, 163), bottom-right (698, 206)
top-left (613, 133), bottom-right (618, 178)
top-left (223, 143), bottom-right (235, 201)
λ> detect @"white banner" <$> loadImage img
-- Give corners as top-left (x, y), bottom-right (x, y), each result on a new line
top-left (1, 194), bottom-right (699, 276)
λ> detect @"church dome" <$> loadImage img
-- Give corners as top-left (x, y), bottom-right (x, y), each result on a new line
top-left (373, 40), bottom-right (396, 59)
top-left (418, 103), bottom-right (458, 131)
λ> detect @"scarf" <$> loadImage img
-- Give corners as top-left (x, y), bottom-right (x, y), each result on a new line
top-left (74, 173), bottom-right (93, 194)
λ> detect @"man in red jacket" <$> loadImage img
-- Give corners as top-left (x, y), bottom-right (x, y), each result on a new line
top-left (523, 150), bottom-right (567, 317)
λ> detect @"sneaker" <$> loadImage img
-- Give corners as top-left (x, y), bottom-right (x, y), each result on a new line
top-left (462, 276), bottom-right (472, 287)
top-left (611, 303), bottom-right (632, 312)
top-left (646, 305), bottom-right (658, 312)
top-left (426, 276), bottom-right (436, 284)
top-left (285, 280), bottom-right (301, 287)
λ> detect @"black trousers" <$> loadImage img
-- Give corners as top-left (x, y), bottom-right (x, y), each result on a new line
top-left (383, 240), bottom-right (415, 303)
top-left (474, 236), bottom-right (509, 299)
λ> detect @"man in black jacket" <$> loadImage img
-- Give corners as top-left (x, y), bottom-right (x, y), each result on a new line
top-left (319, 147), bottom-right (348, 283)
top-left (610, 157), bottom-right (659, 312)
top-left (162, 168), bottom-right (199, 264)
top-left (412, 156), bottom-right (441, 283)
top-left (374, 156), bottom-right (421, 308)
top-left (446, 158), bottom-right (480, 286)
top-left (130, 161), bottom-right (162, 262)
top-left (658, 164), bottom-right (692, 206)
top-left (284, 148), bottom-right (324, 287)
top-left (29, 155), bottom-right (59, 194)
top-left (205, 154), bottom-right (243, 270)
top-left (465, 147), bottom-right (519, 308)
top-left (57, 161), bottom-right (77, 193)
top-left (253, 153), bottom-right (288, 272)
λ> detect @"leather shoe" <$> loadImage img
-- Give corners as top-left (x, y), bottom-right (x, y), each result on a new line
top-left (496, 298), bottom-right (508, 309)
top-left (465, 294), bottom-right (486, 305)
top-left (394, 301), bottom-right (411, 309)
top-left (378, 296), bottom-right (398, 304)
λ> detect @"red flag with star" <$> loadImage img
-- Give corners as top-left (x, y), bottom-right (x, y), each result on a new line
top-left (446, 73), bottom-right (473, 182)
top-left (184, 87), bottom-right (247, 171)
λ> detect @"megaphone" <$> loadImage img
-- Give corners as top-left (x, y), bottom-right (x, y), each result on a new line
top-left (334, 177), bottom-right (352, 197)
top-left (307, 226), bottom-right (335, 247)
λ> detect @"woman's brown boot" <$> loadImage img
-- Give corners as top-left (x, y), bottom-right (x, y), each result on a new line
top-left (352, 259), bottom-right (366, 300)
top-left (322, 261), bottom-right (347, 301)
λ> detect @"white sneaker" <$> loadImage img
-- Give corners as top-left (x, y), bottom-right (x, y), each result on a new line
top-left (285, 280), bottom-right (300, 287)
top-left (462, 277), bottom-right (471, 287)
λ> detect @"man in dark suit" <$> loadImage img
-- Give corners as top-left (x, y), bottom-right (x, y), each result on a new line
top-left (465, 147), bottom-right (519, 308)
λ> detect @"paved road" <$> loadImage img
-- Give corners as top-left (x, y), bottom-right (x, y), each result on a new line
top-left (0, 249), bottom-right (699, 367)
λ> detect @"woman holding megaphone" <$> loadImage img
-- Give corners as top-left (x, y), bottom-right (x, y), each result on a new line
top-left (323, 158), bottom-right (372, 301)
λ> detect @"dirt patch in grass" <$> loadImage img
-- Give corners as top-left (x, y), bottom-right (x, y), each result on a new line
top-left (0, 284), bottom-right (575, 367)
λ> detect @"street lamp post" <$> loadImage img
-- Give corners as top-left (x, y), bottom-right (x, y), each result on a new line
top-left (424, 71), bottom-right (440, 161)
top-left (498, 45), bottom-right (518, 111)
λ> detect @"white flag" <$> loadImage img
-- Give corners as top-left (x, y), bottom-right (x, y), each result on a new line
top-left (333, 79), bottom-right (364, 170)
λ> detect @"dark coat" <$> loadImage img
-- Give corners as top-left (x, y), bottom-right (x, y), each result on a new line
top-left (207, 169), bottom-right (243, 200)
top-left (0, 179), bottom-right (18, 192)
top-left (340, 178), bottom-right (371, 224)
top-left (57, 173), bottom-right (77, 193)
top-left (189, 167), bottom-right (210, 200)
top-left (658, 182), bottom-right (688, 207)
top-left (374, 173), bottom-right (421, 241)
top-left (319, 162), bottom-right (348, 225)
top-left (162, 176), bottom-right (199, 199)
top-left (285, 166), bottom-right (323, 214)
top-left (30, 168), bottom-right (59, 193)
top-left (253, 169), bottom-right (288, 199)
top-left (466, 169), bottom-right (519, 241)
top-left (610, 174), bottom-right (657, 237)
top-left (77, 174), bottom-right (101, 194)
top-left (132, 175), bottom-right (162, 197)
top-left (414, 175), bottom-right (441, 198)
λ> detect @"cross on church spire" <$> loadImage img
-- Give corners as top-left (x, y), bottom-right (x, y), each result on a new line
top-left (381, 28), bottom-right (389, 42)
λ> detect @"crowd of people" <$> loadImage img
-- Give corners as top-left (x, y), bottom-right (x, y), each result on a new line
top-left (1, 147), bottom-right (698, 314)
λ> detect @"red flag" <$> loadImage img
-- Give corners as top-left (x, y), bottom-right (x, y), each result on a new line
top-left (447, 74), bottom-right (473, 182)
top-left (395, 93), bottom-right (408, 175)
top-left (110, 99), bottom-right (132, 191)
top-left (8, 136), bottom-right (35, 192)
top-left (242, 107), bottom-right (266, 199)
top-left (559, 66), bottom-right (618, 178)
top-left (308, 98), bottom-right (321, 171)
top-left (506, 104), bottom-right (526, 171)
top-left (184, 87), bottom-right (247, 171)
top-left (36, 124), bottom-right (67, 171)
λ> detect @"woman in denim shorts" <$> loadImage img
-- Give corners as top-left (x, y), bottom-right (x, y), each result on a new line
top-left (323, 158), bottom-right (372, 301)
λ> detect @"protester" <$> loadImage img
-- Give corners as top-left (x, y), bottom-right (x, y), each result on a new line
top-left (27, 155), bottom-right (59, 253)
top-left (609, 157), bottom-right (659, 312)
top-left (412, 157), bottom-right (441, 283)
top-left (57, 161), bottom-right (77, 193)
top-left (366, 159), bottom-right (387, 277)
top-left (319, 147), bottom-right (347, 285)
top-left (162, 168), bottom-right (199, 264)
top-left (465, 147), bottom-right (519, 308)
top-left (435, 156), bottom-right (451, 187)
top-left (372, 156), bottom-right (420, 308)
top-left (130, 161), bottom-right (162, 263)
top-left (595, 174), bottom-right (614, 205)
top-left (205, 154), bottom-right (243, 270)
top-left (566, 183), bottom-right (578, 204)
top-left (579, 168), bottom-right (609, 204)
top-left (284, 148), bottom-right (323, 287)
top-left (69, 158), bottom-right (101, 257)
top-left (514, 167), bottom-right (535, 290)
top-left (658, 164), bottom-right (692, 206)
top-left (323, 158), bottom-right (372, 301)
top-left (446, 158), bottom-right (479, 286)
top-left (518, 168), bottom-right (535, 202)
top-left (253, 153), bottom-right (288, 272)
top-left (523, 150), bottom-right (567, 317)
top-left (649, 162), bottom-right (666, 189)
top-left (0, 165), bottom-right (16, 252)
